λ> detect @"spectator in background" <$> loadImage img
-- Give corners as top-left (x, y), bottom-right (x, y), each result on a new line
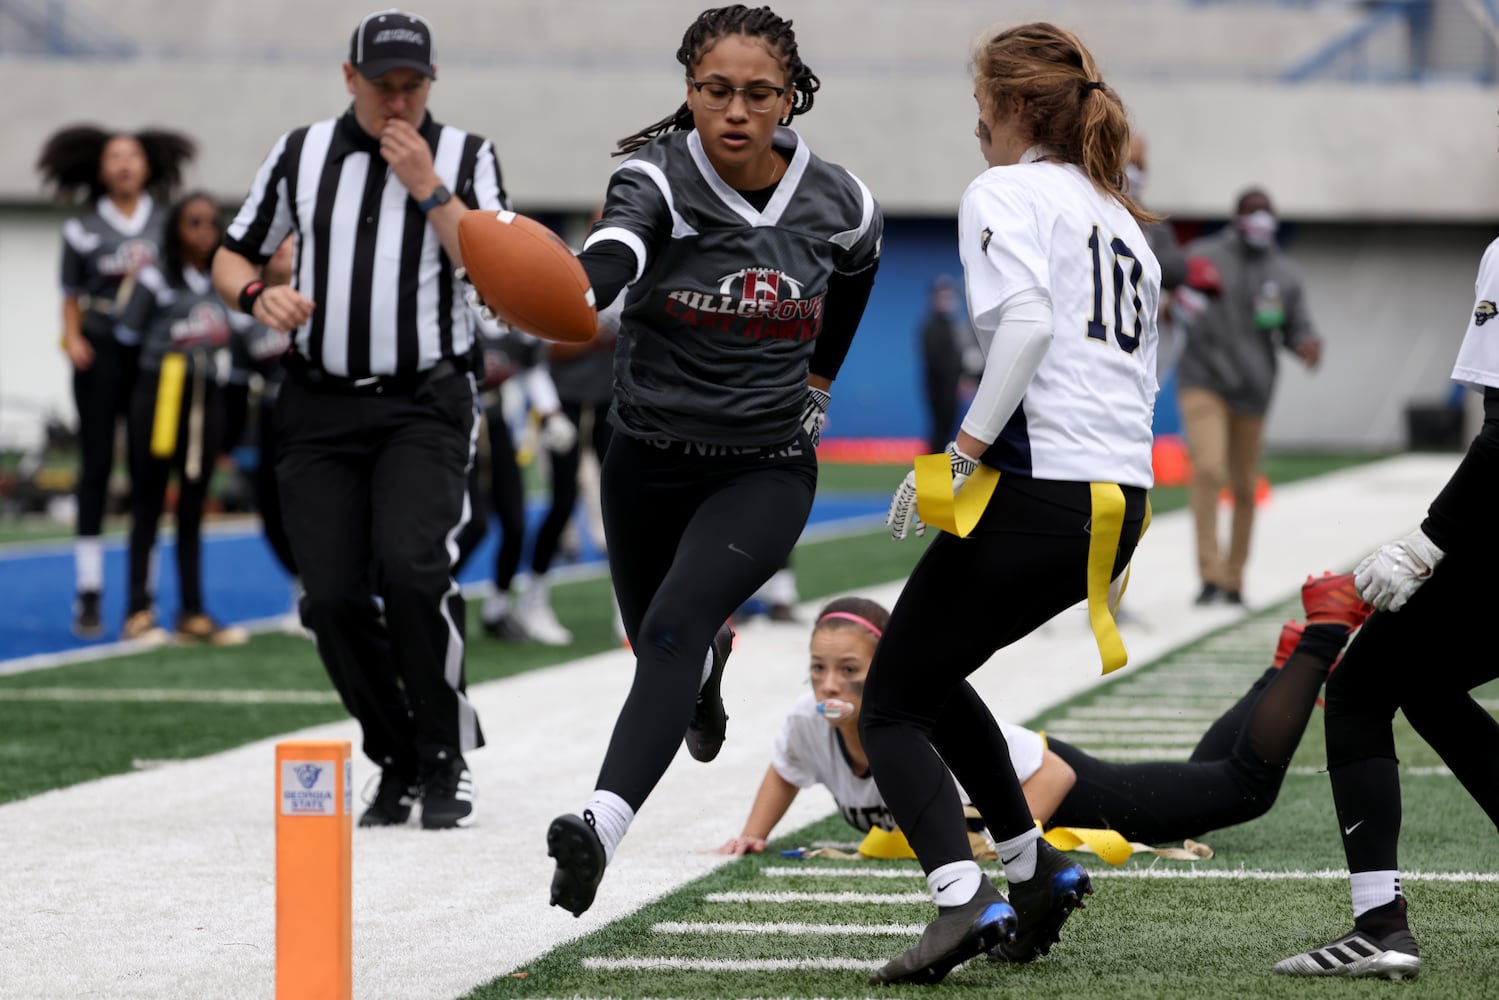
top-left (36, 124), bottom-right (195, 640)
top-left (918, 275), bottom-right (966, 455)
top-left (456, 320), bottom-right (577, 645)
top-left (117, 192), bottom-right (249, 646)
top-left (1178, 187), bottom-right (1322, 607)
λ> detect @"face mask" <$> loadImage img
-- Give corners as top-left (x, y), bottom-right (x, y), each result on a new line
top-left (1125, 163), bottom-right (1147, 201)
top-left (1236, 209), bottom-right (1278, 249)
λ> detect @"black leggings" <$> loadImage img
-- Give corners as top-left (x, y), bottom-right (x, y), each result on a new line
top-left (126, 368), bottom-right (225, 616)
top-left (859, 476), bottom-right (1147, 875)
top-left (530, 399), bottom-right (612, 576)
top-left (1322, 546), bottom-right (1499, 873)
top-left (73, 336), bottom-right (139, 539)
top-left (595, 430), bottom-right (817, 810)
top-left (1045, 624), bottom-right (1345, 843)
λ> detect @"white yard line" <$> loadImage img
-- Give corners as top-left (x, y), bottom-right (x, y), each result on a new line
top-left (757, 865), bottom-right (1498, 882)
top-left (652, 920), bottom-right (925, 936)
top-left (0, 454), bottom-right (1462, 1000)
top-left (583, 957), bottom-right (884, 972)
top-left (0, 687), bottom-right (341, 704)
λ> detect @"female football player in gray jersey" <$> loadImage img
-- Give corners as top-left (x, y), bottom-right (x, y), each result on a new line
top-left (117, 193), bottom-right (249, 647)
top-left (540, 4), bottom-right (882, 918)
top-left (37, 125), bottom-right (195, 639)
top-left (861, 23), bottom-right (1163, 984)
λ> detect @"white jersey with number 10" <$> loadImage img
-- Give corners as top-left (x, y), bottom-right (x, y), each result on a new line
top-left (959, 160), bottom-right (1161, 489)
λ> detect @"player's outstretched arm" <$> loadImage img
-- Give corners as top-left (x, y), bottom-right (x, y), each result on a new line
top-left (715, 765), bottom-right (801, 855)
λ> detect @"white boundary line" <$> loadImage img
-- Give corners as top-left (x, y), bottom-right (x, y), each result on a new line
top-left (0, 687), bottom-right (341, 705)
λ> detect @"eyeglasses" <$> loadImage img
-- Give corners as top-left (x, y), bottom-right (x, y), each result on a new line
top-left (689, 79), bottom-right (787, 113)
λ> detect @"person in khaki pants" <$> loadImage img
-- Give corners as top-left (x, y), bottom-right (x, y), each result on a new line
top-left (1176, 187), bottom-right (1322, 606)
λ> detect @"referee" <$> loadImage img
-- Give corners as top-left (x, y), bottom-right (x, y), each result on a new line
top-left (212, 9), bottom-right (507, 830)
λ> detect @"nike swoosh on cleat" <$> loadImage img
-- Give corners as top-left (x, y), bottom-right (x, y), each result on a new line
top-left (1344, 820), bottom-right (1364, 835)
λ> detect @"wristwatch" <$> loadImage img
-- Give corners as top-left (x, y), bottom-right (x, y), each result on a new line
top-left (417, 184), bottom-right (452, 214)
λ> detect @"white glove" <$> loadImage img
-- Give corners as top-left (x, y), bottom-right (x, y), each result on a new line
top-left (1353, 526), bottom-right (1444, 612)
top-left (886, 442), bottom-right (978, 541)
top-left (538, 412), bottom-right (578, 453)
top-left (801, 387), bottom-right (831, 448)
top-left (464, 286), bottom-right (499, 325)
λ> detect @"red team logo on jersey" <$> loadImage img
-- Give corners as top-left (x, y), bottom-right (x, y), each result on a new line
top-left (169, 303), bottom-right (232, 350)
top-left (663, 268), bottom-right (825, 342)
top-left (97, 238), bottom-right (157, 277)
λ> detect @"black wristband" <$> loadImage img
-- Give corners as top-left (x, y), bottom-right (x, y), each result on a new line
top-left (238, 280), bottom-right (267, 315)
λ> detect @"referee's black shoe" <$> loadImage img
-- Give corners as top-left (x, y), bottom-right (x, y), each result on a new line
top-left (548, 811), bottom-right (606, 917)
top-left (419, 755), bottom-right (475, 830)
top-left (684, 623), bottom-right (735, 763)
top-left (358, 769), bottom-right (419, 828)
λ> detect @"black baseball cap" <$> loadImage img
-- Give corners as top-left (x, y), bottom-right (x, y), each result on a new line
top-left (349, 9), bottom-right (436, 80)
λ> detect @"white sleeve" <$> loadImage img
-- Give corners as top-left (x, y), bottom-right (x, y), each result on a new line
top-left (958, 173), bottom-right (1049, 332)
top-left (959, 289), bottom-right (1053, 445)
top-left (999, 721), bottom-right (1046, 783)
top-left (770, 714), bottom-right (820, 790)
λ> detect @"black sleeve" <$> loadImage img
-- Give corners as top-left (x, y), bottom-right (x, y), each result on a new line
top-left (808, 259), bottom-right (879, 382)
top-left (1421, 386), bottom-right (1499, 551)
top-left (577, 242), bottom-right (640, 312)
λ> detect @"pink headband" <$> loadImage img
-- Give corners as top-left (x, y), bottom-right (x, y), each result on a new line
top-left (817, 611), bottom-right (883, 638)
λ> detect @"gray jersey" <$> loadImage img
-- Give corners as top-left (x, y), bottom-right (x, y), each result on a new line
top-left (584, 127), bottom-right (882, 446)
top-left (60, 195), bottom-right (166, 341)
top-left (120, 265), bottom-right (249, 380)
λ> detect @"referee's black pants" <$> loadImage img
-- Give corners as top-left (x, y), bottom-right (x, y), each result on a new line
top-left (859, 477), bottom-right (1147, 875)
top-left (275, 369), bottom-right (484, 776)
top-left (596, 430), bottom-right (817, 810)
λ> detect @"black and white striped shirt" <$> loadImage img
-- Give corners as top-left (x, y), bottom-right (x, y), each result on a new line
top-left (223, 109), bottom-right (508, 378)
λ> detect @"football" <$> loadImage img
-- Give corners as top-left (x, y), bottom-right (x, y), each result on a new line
top-left (457, 209), bottom-right (598, 344)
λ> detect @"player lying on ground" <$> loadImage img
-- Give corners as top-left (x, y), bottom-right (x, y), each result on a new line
top-left (717, 572), bottom-right (1372, 856)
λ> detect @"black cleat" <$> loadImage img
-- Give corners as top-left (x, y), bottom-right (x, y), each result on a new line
top-left (548, 811), bottom-right (607, 917)
top-left (684, 623), bottom-right (735, 762)
top-left (72, 590), bottom-right (103, 640)
top-left (1274, 897), bottom-right (1421, 979)
top-left (419, 756), bottom-right (475, 829)
top-left (871, 878), bottom-right (1017, 985)
top-left (990, 841), bottom-right (1093, 963)
top-left (358, 769), bottom-right (419, 828)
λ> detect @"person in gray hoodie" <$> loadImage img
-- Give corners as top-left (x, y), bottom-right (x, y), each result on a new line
top-left (1177, 187), bottom-right (1322, 606)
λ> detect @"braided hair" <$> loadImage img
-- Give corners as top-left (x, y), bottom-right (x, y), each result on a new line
top-left (36, 124), bottom-right (196, 204)
top-left (972, 23), bottom-right (1159, 226)
top-left (615, 5), bottom-right (819, 156)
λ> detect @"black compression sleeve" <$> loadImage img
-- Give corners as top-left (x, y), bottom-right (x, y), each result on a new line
top-left (809, 260), bottom-right (879, 382)
top-left (577, 241), bottom-right (639, 311)
top-left (1420, 386), bottom-right (1499, 551)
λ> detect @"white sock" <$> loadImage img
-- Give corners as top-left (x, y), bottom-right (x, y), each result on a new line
top-left (75, 537), bottom-right (103, 592)
top-left (993, 827), bottom-right (1042, 883)
top-left (926, 859), bottom-right (982, 908)
top-left (482, 591), bottom-right (509, 621)
top-left (700, 647), bottom-right (714, 690)
top-left (1351, 870), bottom-right (1402, 919)
top-left (584, 789), bottom-right (634, 865)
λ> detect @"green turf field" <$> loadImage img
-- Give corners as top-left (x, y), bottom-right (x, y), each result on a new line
top-left (8, 449), bottom-right (1496, 997)
top-left (464, 597), bottom-right (1499, 999)
top-left (0, 452), bottom-right (1385, 805)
